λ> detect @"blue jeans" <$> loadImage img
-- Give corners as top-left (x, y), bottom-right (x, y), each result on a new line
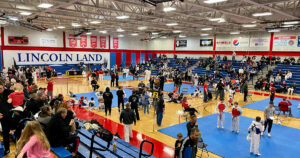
top-left (156, 111), bottom-right (163, 126)
top-left (143, 104), bottom-right (149, 114)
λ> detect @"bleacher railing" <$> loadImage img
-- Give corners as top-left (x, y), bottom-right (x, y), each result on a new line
top-left (89, 132), bottom-right (110, 158)
top-left (139, 140), bottom-right (154, 158)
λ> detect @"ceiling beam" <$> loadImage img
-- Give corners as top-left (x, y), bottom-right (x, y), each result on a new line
top-left (242, 0), bottom-right (299, 19)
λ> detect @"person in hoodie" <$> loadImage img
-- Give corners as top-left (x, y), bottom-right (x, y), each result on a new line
top-left (103, 87), bottom-right (113, 116)
top-left (119, 103), bottom-right (136, 143)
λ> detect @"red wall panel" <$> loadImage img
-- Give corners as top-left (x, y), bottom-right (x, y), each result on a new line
top-left (116, 52), bottom-right (121, 67)
top-left (136, 52), bottom-right (140, 64)
top-left (126, 52), bottom-right (131, 66)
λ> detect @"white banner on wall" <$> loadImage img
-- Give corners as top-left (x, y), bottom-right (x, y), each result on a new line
top-left (40, 38), bottom-right (57, 47)
top-left (231, 38), bottom-right (249, 47)
top-left (250, 38), bottom-right (269, 47)
top-left (274, 36), bottom-right (297, 47)
top-left (216, 39), bottom-right (232, 47)
top-left (3, 50), bottom-right (110, 68)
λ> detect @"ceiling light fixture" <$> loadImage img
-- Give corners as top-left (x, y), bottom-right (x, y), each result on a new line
top-left (116, 15), bottom-right (129, 19)
top-left (138, 26), bottom-right (147, 30)
top-left (283, 21), bottom-right (299, 25)
top-left (90, 21), bottom-right (101, 24)
top-left (9, 17), bottom-right (18, 21)
top-left (57, 26), bottom-right (65, 29)
top-left (152, 32), bottom-right (159, 35)
top-left (201, 28), bottom-right (212, 31)
top-left (173, 30), bottom-right (182, 33)
top-left (242, 24), bottom-right (256, 28)
top-left (131, 33), bottom-right (139, 36)
top-left (204, 0), bottom-right (227, 4)
top-left (86, 32), bottom-right (92, 35)
top-left (0, 20), bottom-right (7, 24)
top-left (209, 18), bottom-right (225, 23)
top-left (117, 28), bottom-right (124, 32)
top-left (118, 34), bottom-right (124, 37)
top-left (72, 23), bottom-right (81, 27)
top-left (166, 23), bottom-right (178, 26)
top-left (20, 11), bottom-right (32, 16)
top-left (268, 30), bottom-right (280, 33)
top-left (163, 7), bottom-right (176, 12)
top-left (160, 36), bottom-right (167, 38)
top-left (179, 34), bottom-right (186, 38)
top-left (281, 25), bottom-right (294, 28)
top-left (200, 34), bottom-right (209, 36)
top-left (46, 28), bottom-right (53, 31)
top-left (252, 12), bottom-right (272, 17)
top-left (99, 30), bottom-right (107, 34)
top-left (38, 3), bottom-right (53, 8)
top-left (230, 32), bottom-right (240, 35)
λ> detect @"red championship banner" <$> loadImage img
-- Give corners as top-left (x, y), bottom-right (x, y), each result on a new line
top-left (100, 36), bottom-right (106, 48)
top-left (113, 37), bottom-right (119, 49)
top-left (80, 35), bottom-right (87, 48)
top-left (69, 34), bottom-right (77, 47)
top-left (90, 36), bottom-right (97, 48)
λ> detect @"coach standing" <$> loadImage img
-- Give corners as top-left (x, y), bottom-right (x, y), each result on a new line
top-left (264, 101), bottom-right (275, 137)
top-left (243, 81), bottom-right (248, 102)
top-left (0, 82), bottom-right (12, 155)
top-left (120, 103), bottom-right (136, 143)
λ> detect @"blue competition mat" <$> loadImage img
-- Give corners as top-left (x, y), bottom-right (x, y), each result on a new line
top-left (158, 113), bottom-right (300, 158)
top-left (163, 83), bottom-right (210, 95)
top-left (243, 97), bottom-right (300, 118)
top-left (103, 75), bottom-right (144, 81)
top-left (72, 89), bottom-right (132, 108)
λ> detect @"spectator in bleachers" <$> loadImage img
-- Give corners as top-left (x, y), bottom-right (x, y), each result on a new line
top-left (215, 79), bottom-right (225, 100)
top-left (297, 57), bottom-right (300, 64)
top-left (269, 75), bottom-right (274, 83)
top-left (276, 81), bottom-right (287, 93)
top-left (275, 74), bottom-right (281, 83)
top-left (254, 78), bottom-right (263, 90)
top-left (239, 67), bottom-right (244, 76)
top-left (38, 105), bottom-right (52, 127)
top-left (47, 108), bottom-right (79, 157)
top-left (278, 98), bottom-right (292, 116)
top-left (288, 82), bottom-right (296, 95)
top-left (285, 70), bottom-right (292, 80)
top-left (16, 121), bottom-right (53, 158)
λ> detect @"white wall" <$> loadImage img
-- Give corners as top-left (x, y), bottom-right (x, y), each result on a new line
top-left (146, 38), bottom-right (173, 50)
top-left (113, 36), bottom-right (147, 50)
top-left (4, 26), bottom-right (63, 47)
top-left (176, 36), bottom-right (214, 51)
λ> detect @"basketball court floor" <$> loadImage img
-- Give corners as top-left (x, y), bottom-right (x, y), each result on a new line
top-left (3, 75), bottom-right (300, 158)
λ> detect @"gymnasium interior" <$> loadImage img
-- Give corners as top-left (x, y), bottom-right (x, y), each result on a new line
top-left (0, 0), bottom-right (300, 158)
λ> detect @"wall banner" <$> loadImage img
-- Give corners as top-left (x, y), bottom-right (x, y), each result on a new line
top-left (113, 37), bottom-right (119, 49)
top-left (200, 39), bottom-right (213, 47)
top-left (40, 38), bottom-right (57, 47)
top-left (90, 36), bottom-right (97, 48)
top-left (69, 34), bottom-right (77, 47)
top-left (80, 35), bottom-right (87, 48)
top-left (250, 38), bottom-right (269, 47)
top-left (100, 36), bottom-right (106, 48)
top-left (232, 38), bottom-right (249, 47)
top-left (216, 39), bottom-right (231, 47)
top-left (176, 40), bottom-right (187, 47)
top-left (3, 50), bottom-right (110, 67)
top-left (274, 36), bottom-right (297, 47)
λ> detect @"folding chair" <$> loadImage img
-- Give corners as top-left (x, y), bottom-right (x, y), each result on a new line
top-left (198, 137), bottom-right (209, 158)
top-left (274, 106), bottom-right (291, 124)
top-left (247, 94), bottom-right (253, 101)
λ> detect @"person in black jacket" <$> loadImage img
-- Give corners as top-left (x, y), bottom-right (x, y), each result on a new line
top-left (0, 83), bottom-right (13, 155)
top-left (116, 74), bottom-right (119, 87)
top-left (156, 93), bottom-right (165, 126)
top-left (120, 103), bottom-right (136, 143)
top-left (159, 75), bottom-right (165, 91)
top-left (186, 115), bottom-right (198, 136)
top-left (149, 77), bottom-right (154, 90)
top-left (179, 128), bottom-right (201, 158)
top-left (47, 108), bottom-right (79, 157)
top-left (103, 87), bottom-right (113, 116)
top-left (91, 77), bottom-right (99, 92)
top-left (117, 87), bottom-right (125, 112)
top-left (129, 90), bottom-right (140, 120)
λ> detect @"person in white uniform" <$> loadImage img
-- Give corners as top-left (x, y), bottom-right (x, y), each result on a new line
top-left (145, 69), bottom-right (151, 81)
top-left (194, 73), bottom-right (198, 87)
top-left (248, 116), bottom-right (264, 156)
top-left (32, 69), bottom-right (38, 84)
top-left (215, 99), bottom-right (227, 129)
top-left (231, 102), bottom-right (242, 133)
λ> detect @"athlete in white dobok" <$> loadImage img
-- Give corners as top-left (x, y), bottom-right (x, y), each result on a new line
top-left (231, 102), bottom-right (242, 133)
top-left (248, 116), bottom-right (264, 156)
top-left (215, 99), bottom-right (227, 129)
top-left (145, 69), bottom-right (151, 81)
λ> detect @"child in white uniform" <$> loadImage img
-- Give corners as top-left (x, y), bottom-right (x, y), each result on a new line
top-left (215, 99), bottom-right (227, 129)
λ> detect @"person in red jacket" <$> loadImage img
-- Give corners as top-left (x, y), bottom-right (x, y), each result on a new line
top-left (278, 98), bottom-right (292, 116)
top-left (231, 102), bottom-right (242, 133)
top-left (47, 79), bottom-right (54, 101)
top-left (111, 73), bottom-right (116, 87)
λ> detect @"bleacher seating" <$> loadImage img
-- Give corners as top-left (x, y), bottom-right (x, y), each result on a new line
top-left (51, 147), bottom-right (73, 158)
top-left (273, 64), bottom-right (300, 93)
top-left (0, 142), bottom-right (4, 157)
top-left (76, 121), bottom-right (155, 158)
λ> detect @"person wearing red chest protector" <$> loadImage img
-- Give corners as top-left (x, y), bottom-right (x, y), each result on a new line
top-left (231, 102), bottom-right (242, 133)
top-left (278, 98), bottom-right (292, 116)
top-left (215, 99), bottom-right (227, 129)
